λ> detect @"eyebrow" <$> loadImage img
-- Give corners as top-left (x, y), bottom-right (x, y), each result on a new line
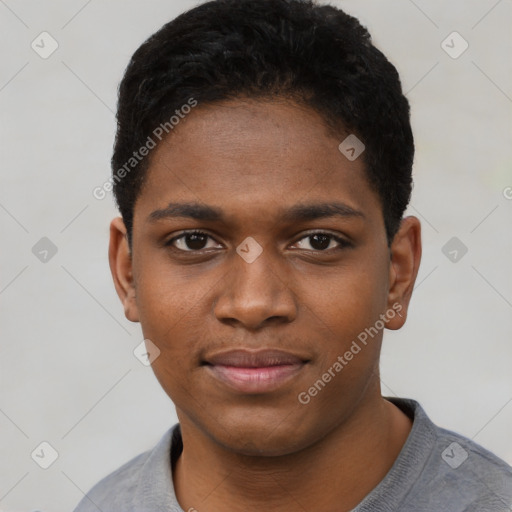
top-left (148, 201), bottom-right (365, 223)
top-left (281, 202), bottom-right (365, 222)
top-left (148, 203), bottom-right (223, 222)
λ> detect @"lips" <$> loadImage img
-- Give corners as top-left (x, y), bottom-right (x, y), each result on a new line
top-left (203, 349), bottom-right (308, 394)
top-left (205, 349), bottom-right (306, 367)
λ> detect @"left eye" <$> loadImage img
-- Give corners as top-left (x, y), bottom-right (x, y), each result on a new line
top-left (168, 231), bottom-right (221, 252)
top-left (293, 233), bottom-right (349, 251)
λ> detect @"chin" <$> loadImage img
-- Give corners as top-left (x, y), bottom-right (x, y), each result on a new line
top-left (223, 433), bottom-right (306, 457)
top-left (207, 411), bottom-right (316, 457)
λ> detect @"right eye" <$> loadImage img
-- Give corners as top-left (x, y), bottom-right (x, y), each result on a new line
top-left (166, 230), bottom-right (223, 252)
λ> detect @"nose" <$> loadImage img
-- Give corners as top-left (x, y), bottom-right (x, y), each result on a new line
top-left (213, 248), bottom-right (297, 331)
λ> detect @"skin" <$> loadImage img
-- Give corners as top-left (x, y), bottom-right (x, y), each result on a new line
top-left (109, 97), bottom-right (422, 512)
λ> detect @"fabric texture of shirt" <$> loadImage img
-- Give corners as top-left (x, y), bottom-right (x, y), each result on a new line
top-left (73, 397), bottom-right (512, 511)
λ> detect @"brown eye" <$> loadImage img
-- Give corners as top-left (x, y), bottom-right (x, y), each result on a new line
top-left (167, 231), bottom-right (221, 252)
top-left (308, 234), bottom-right (331, 250)
top-left (293, 232), bottom-right (351, 252)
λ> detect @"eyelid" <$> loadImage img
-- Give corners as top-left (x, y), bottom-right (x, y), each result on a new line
top-left (289, 230), bottom-right (353, 250)
top-left (166, 229), bottom-right (352, 252)
top-left (163, 231), bottom-right (221, 254)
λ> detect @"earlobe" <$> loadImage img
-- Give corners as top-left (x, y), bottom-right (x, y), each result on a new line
top-left (385, 216), bottom-right (422, 330)
top-left (108, 217), bottom-right (140, 323)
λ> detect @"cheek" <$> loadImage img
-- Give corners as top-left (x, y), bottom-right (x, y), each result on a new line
top-left (304, 259), bottom-right (389, 334)
top-left (133, 260), bottom-right (221, 378)
top-left (308, 286), bottom-right (384, 388)
top-left (134, 277), bottom-right (193, 373)
top-left (301, 263), bottom-right (389, 389)
top-left (296, 275), bottom-right (386, 420)
top-left (134, 255), bottom-right (209, 332)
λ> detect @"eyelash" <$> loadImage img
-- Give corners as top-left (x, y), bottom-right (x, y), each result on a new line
top-left (165, 230), bottom-right (352, 253)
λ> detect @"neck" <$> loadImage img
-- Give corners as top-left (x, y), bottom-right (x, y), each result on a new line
top-left (173, 393), bottom-right (412, 512)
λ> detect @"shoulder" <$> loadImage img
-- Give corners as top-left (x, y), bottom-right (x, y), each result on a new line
top-left (72, 450), bottom-right (152, 511)
top-left (404, 399), bottom-right (512, 510)
top-left (384, 398), bottom-right (512, 511)
top-left (432, 423), bottom-right (512, 498)
top-left (73, 427), bottom-right (177, 512)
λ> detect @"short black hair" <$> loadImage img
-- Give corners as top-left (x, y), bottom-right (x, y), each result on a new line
top-left (112, 0), bottom-right (414, 248)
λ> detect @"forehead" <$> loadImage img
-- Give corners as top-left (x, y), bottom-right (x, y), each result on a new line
top-left (136, 98), bottom-right (382, 225)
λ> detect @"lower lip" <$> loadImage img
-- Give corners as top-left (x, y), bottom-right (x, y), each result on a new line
top-left (206, 364), bottom-right (305, 393)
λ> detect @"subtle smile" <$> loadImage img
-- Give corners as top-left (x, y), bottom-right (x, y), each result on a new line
top-left (203, 349), bottom-right (308, 393)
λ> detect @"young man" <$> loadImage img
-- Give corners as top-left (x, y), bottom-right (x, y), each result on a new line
top-left (75, 0), bottom-right (512, 510)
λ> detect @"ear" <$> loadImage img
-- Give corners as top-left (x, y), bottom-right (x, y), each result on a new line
top-left (108, 217), bottom-right (140, 323)
top-left (385, 216), bottom-right (421, 330)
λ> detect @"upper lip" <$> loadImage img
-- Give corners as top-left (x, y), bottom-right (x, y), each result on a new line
top-left (203, 349), bottom-right (308, 368)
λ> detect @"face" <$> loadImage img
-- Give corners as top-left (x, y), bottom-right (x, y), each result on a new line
top-left (110, 98), bottom-right (420, 457)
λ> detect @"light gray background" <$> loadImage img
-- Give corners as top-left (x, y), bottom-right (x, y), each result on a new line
top-left (1, 0), bottom-right (511, 510)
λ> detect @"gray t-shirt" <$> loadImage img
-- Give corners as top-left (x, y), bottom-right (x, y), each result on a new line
top-left (74, 398), bottom-right (512, 511)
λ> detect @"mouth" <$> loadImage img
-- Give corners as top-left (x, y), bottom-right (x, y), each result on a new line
top-left (202, 349), bottom-right (309, 394)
